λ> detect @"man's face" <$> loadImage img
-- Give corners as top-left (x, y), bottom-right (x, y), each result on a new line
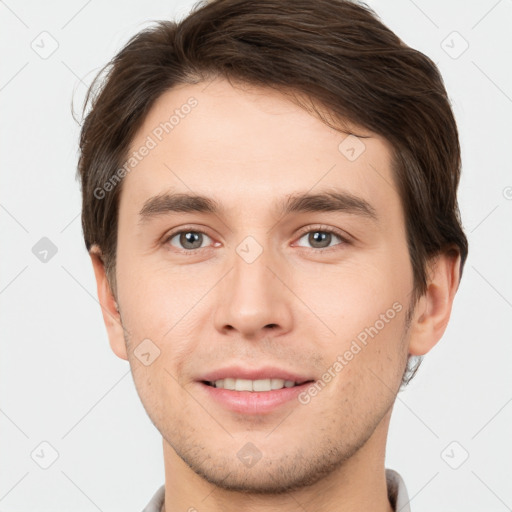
top-left (113, 77), bottom-right (414, 492)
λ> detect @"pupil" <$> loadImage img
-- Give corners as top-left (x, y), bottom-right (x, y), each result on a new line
top-left (181, 232), bottom-right (202, 249)
top-left (310, 231), bottom-right (330, 248)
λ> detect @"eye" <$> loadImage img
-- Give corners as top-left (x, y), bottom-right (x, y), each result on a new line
top-left (165, 230), bottom-right (213, 251)
top-left (295, 227), bottom-right (348, 250)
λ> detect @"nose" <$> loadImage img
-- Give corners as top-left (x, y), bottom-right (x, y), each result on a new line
top-left (213, 245), bottom-right (294, 340)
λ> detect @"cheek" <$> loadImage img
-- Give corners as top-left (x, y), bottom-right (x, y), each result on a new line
top-left (116, 251), bottom-right (198, 335)
top-left (292, 252), bottom-right (408, 335)
top-left (116, 258), bottom-right (214, 392)
top-left (290, 251), bottom-right (410, 390)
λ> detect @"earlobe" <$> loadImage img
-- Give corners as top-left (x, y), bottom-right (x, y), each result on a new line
top-left (89, 246), bottom-right (128, 361)
top-left (408, 250), bottom-right (461, 356)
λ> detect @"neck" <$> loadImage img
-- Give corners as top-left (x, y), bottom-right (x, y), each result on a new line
top-left (160, 410), bottom-right (395, 512)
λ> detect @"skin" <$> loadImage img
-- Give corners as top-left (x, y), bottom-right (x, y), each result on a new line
top-left (90, 77), bottom-right (461, 512)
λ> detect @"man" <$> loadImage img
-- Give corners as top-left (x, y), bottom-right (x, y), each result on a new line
top-left (77, 0), bottom-right (468, 510)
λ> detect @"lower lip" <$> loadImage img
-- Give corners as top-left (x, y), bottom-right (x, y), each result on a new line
top-left (198, 381), bottom-right (313, 414)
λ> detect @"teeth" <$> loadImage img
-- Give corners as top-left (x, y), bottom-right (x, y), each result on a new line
top-left (212, 378), bottom-right (299, 391)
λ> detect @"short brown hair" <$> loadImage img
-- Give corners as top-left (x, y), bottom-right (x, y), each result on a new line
top-left (77, 0), bottom-right (468, 384)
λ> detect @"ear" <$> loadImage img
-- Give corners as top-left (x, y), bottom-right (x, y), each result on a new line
top-left (89, 245), bottom-right (128, 360)
top-left (407, 249), bottom-right (461, 356)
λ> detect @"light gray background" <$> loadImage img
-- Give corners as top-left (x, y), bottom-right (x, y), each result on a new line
top-left (1, 0), bottom-right (511, 510)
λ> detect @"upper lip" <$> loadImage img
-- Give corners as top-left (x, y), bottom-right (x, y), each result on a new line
top-left (197, 366), bottom-right (314, 384)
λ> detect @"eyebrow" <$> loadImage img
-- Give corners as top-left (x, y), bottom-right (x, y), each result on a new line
top-left (138, 190), bottom-right (378, 224)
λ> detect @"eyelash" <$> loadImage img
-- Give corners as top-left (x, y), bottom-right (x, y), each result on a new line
top-left (162, 225), bottom-right (350, 253)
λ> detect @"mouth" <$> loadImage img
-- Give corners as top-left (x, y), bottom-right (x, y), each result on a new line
top-left (198, 377), bottom-right (316, 415)
top-left (202, 378), bottom-right (313, 392)
top-left (195, 366), bottom-right (316, 414)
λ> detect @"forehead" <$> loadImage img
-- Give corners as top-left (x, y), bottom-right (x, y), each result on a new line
top-left (119, 77), bottom-right (400, 221)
